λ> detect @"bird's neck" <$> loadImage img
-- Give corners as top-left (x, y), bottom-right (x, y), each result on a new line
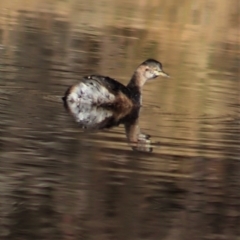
top-left (127, 70), bottom-right (147, 89)
top-left (127, 71), bottom-right (146, 104)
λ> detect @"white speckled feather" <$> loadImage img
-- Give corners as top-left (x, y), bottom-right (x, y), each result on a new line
top-left (66, 100), bottom-right (113, 129)
top-left (67, 80), bottom-right (115, 105)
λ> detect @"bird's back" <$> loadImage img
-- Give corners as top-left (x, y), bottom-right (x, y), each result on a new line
top-left (63, 75), bottom-right (132, 108)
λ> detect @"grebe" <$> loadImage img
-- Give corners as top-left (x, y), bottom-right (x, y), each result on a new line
top-left (62, 59), bottom-right (169, 108)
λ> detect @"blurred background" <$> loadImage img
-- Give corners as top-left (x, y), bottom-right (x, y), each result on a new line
top-left (0, 0), bottom-right (239, 239)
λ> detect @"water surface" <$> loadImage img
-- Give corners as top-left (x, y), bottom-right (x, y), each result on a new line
top-left (0, 1), bottom-right (239, 239)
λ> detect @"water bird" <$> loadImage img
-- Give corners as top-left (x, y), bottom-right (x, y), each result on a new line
top-left (62, 59), bottom-right (169, 109)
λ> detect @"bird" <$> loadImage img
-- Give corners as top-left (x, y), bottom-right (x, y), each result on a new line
top-left (62, 59), bottom-right (169, 109)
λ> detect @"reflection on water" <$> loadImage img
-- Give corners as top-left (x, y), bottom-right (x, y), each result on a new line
top-left (0, 1), bottom-right (239, 239)
top-left (64, 98), bottom-right (152, 152)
